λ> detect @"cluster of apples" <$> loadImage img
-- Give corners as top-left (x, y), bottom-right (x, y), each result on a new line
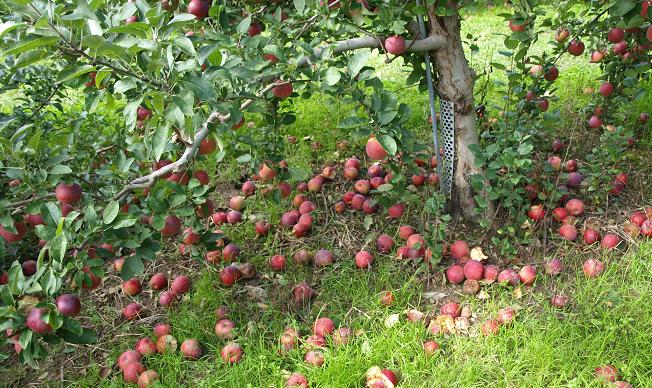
top-left (116, 323), bottom-right (202, 386)
top-left (0, 181), bottom-right (83, 245)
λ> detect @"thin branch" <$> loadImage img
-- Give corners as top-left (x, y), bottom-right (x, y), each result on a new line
top-left (28, 3), bottom-right (166, 90)
top-left (552, 7), bottom-right (610, 64)
top-left (6, 194), bottom-right (57, 209)
top-left (296, 35), bottom-right (446, 67)
top-left (113, 82), bottom-right (278, 202)
top-left (16, 83), bottom-right (62, 128)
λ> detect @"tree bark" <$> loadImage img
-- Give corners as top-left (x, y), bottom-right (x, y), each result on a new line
top-left (427, 2), bottom-right (492, 221)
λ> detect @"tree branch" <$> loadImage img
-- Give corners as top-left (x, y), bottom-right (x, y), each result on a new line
top-left (296, 35), bottom-right (446, 67)
top-left (113, 82), bottom-right (279, 202)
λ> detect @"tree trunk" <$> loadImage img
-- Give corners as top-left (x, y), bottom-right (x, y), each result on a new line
top-left (427, 3), bottom-right (492, 221)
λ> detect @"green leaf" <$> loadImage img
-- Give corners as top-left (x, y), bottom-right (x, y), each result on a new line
top-left (611, 0), bottom-right (635, 16)
top-left (287, 167), bottom-right (311, 182)
top-left (378, 135), bottom-right (398, 156)
top-left (60, 0), bottom-right (98, 21)
top-left (4, 36), bottom-right (59, 56)
top-left (112, 216), bottom-right (137, 229)
top-left (121, 255), bottom-right (144, 279)
top-left (293, 0), bottom-right (305, 13)
top-left (106, 23), bottom-right (150, 38)
top-left (168, 13), bottom-right (197, 25)
top-left (102, 201), bottom-right (119, 225)
top-left (123, 97), bottom-right (143, 130)
top-left (50, 165), bottom-right (72, 175)
top-left (48, 233), bottom-right (67, 263)
top-left (173, 36), bottom-right (195, 55)
top-left (114, 78), bottom-right (137, 94)
top-left (0, 21), bottom-right (25, 40)
top-left (151, 126), bottom-right (170, 162)
top-left (180, 76), bottom-right (216, 101)
top-left (348, 50), bottom-right (370, 79)
top-left (324, 67), bottom-right (341, 86)
top-left (57, 327), bottom-right (97, 345)
top-left (237, 16), bottom-right (252, 34)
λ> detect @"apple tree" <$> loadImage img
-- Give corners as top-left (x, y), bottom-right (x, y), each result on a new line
top-left (0, 0), bottom-right (650, 364)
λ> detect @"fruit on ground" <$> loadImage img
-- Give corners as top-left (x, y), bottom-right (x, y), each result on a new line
top-left (559, 224), bottom-right (578, 241)
top-left (423, 340), bottom-right (440, 355)
top-left (450, 240), bottom-right (469, 260)
top-left (292, 282), bottom-right (315, 303)
top-left (137, 370), bottom-right (159, 388)
top-left (446, 264), bottom-right (465, 284)
top-left (220, 266), bottom-right (241, 286)
top-left (601, 234), bottom-right (620, 249)
top-left (594, 365), bottom-right (618, 382)
top-left (384, 35), bottom-right (406, 55)
top-left (387, 202), bottom-right (405, 218)
top-left (118, 350), bottom-right (142, 370)
top-left (483, 265), bottom-right (499, 282)
top-left (552, 207), bottom-right (568, 222)
top-left (153, 324), bottom-right (171, 338)
top-left (213, 318), bottom-right (235, 339)
top-left (123, 362), bottom-right (145, 384)
top-left (304, 350), bottom-right (325, 366)
top-left (135, 337), bottom-right (158, 356)
top-left (496, 307), bottom-right (516, 324)
top-left (398, 225), bottom-right (416, 240)
top-left (56, 182), bottom-right (82, 204)
top-left (149, 273), bottom-right (168, 290)
top-left (171, 275), bottom-right (191, 294)
top-left (180, 339), bottom-right (203, 360)
top-left (481, 319), bottom-right (500, 336)
top-left (376, 234), bottom-right (394, 253)
top-left (366, 137), bottom-right (388, 160)
top-left (222, 243), bottom-right (241, 261)
top-left (583, 229), bottom-right (600, 245)
top-left (565, 199), bottom-right (584, 216)
top-left (123, 278), bottom-right (142, 296)
top-left (123, 303), bottom-right (143, 320)
top-left (440, 302), bottom-right (461, 318)
top-left (463, 260), bottom-right (484, 280)
top-left (313, 249), bottom-right (334, 266)
top-left (159, 291), bottom-right (178, 307)
top-left (519, 265), bottom-right (537, 285)
top-left (156, 334), bottom-right (178, 354)
top-left (270, 255), bottom-right (286, 271)
top-left (221, 342), bottom-right (243, 363)
top-left (380, 291), bottom-right (394, 306)
top-left (583, 259), bottom-right (604, 278)
top-left (498, 269), bottom-right (519, 286)
top-left (545, 259), bottom-right (563, 276)
top-left (332, 327), bottom-right (353, 346)
top-left (259, 163), bottom-right (277, 181)
top-left (286, 372), bottom-right (309, 387)
top-left (26, 308), bottom-right (53, 334)
top-left (355, 251), bottom-right (373, 269)
top-left (550, 294), bottom-right (570, 308)
top-left (313, 317), bottom-right (335, 336)
top-left (56, 294), bottom-right (81, 317)
top-left (528, 205), bottom-right (545, 221)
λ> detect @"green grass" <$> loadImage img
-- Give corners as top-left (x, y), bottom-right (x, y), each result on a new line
top-left (67, 241), bottom-right (652, 387)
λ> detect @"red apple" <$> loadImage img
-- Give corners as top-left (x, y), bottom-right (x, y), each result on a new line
top-left (384, 35), bottom-right (406, 55)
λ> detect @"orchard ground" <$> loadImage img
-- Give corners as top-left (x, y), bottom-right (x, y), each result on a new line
top-left (3, 4), bottom-right (652, 388)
